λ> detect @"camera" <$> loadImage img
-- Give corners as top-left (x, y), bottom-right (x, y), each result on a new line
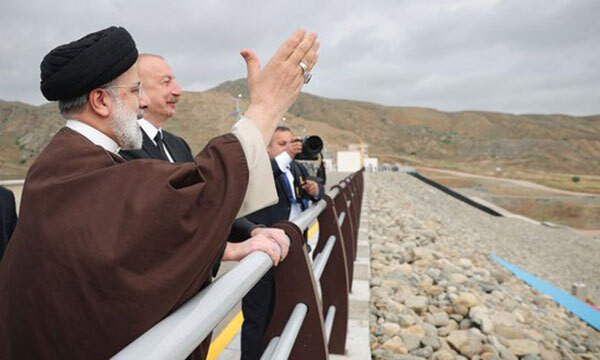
top-left (295, 135), bottom-right (323, 160)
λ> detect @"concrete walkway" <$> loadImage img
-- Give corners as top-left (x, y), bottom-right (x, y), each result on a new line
top-left (331, 184), bottom-right (371, 359)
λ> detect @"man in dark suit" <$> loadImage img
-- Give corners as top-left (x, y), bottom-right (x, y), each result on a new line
top-left (241, 126), bottom-right (324, 360)
top-left (120, 54), bottom-right (289, 266)
top-left (118, 54), bottom-right (190, 163)
top-left (0, 186), bottom-right (18, 259)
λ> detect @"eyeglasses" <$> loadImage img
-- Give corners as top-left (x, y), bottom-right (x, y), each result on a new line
top-left (101, 83), bottom-right (143, 96)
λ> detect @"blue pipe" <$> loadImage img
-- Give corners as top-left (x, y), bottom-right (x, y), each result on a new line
top-left (491, 254), bottom-right (600, 331)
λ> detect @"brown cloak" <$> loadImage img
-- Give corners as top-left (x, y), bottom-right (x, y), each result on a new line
top-left (0, 127), bottom-right (249, 359)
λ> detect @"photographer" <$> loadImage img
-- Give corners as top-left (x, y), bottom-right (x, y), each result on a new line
top-left (242, 126), bottom-right (324, 360)
top-left (270, 128), bottom-right (324, 218)
top-left (295, 135), bottom-right (326, 184)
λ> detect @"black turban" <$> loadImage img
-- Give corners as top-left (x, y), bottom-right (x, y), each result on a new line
top-left (40, 26), bottom-right (138, 101)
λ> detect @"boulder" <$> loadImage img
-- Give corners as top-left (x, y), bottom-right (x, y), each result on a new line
top-left (405, 295), bottom-right (429, 313)
top-left (422, 335), bottom-right (442, 350)
top-left (383, 322), bottom-right (401, 337)
top-left (426, 312), bottom-right (450, 327)
top-left (400, 333), bottom-right (422, 351)
top-left (432, 350), bottom-right (456, 360)
top-left (455, 292), bottom-right (478, 308)
top-left (507, 339), bottom-right (540, 356)
top-left (449, 273), bottom-right (469, 284)
top-left (382, 337), bottom-right (408, 354)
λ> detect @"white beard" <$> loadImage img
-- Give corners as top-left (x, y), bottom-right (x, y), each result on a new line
top-left (110, 98), bottom-right (142, 150)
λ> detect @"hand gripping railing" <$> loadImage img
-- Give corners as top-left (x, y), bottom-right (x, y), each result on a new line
top-left (111, 168), bottom-right (365, 360)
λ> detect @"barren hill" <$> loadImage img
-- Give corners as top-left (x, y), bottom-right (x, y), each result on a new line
top-left (2, 79), bottom-right (600, 192)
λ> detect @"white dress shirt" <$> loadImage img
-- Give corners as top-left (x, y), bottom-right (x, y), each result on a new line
top-left (274, 151), bottom-right (302, 220)
top-left (137, 118), bottom-right (175, 163)
top-left (65, 120), bottom-right (120, 154)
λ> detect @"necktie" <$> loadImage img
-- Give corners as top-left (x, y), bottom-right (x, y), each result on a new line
top-left (154, 131), bottom-right (169, 161)
top-left (280, 172), bottom-right (296, 205)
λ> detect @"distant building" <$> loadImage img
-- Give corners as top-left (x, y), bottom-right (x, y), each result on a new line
top-left (364, 157), bottom-right (378, 172)
top-left (336, 143), bottom-right (379, 172)
top-left (348, 143), bottom-right (369, 157)
top-left (337, 151), bottom-right (362, 172)
top-left (323, 158), bottom-right (334, 172)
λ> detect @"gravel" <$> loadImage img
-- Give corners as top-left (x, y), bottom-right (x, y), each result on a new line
top-left (372, 172), bottom-right (600, 304)
top-left (367, 172), bottom-right (600, 360)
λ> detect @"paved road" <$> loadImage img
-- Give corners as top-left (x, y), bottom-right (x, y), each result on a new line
top-left (418, 167), bottom-right (600, 197)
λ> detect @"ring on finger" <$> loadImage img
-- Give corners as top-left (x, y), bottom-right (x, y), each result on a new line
top-left (303, 72), bottom-right (312, 84)
top-left (299, 61), bottom-right (309, 74)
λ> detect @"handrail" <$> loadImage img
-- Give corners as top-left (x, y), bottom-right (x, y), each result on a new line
top-left (267, 303), bottom-right (308, 360)
top-left (111, 249), bottom-right (280, 359)
top-left (260, 337), bottom-right (280, 360)
top-left (312, 235), bottom-right (336, 281)
top-left (324, 306), bottom-right (336, 342)
top-left (337, 212), bottom-right (346, 227)
top-left (292, 199), bottom-right (327, 232)
top-left (0, 179), bottom-right (25, 186)
top-left (328, 187), bottom-right (340, 199)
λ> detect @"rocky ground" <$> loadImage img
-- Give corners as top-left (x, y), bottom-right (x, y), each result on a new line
top-left (368, 173), bottom-right (600, 360)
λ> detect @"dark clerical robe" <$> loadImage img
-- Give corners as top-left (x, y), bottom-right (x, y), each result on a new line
top-left (0, 124), bottom-right (272, 359)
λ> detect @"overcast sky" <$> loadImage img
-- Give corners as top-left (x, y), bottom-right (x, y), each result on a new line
top-left (1, 0), bottom-right (598, 115)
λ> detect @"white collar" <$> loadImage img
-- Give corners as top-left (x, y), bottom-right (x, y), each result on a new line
top-left (65, 120), bottom-right (120, 154)
top-left (274, 151), bottom-right (293, 172)
top-left (137, 118), bottom-right (161, 141)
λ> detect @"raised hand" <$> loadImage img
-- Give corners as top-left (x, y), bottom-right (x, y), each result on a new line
top-left (241, 29), bottom-right (320, 144)
top-left (286, 138), bottom-right (303, 158)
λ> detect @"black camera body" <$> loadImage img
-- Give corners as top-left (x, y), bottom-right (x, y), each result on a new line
top-left (295, 135), bottom-right (323, 160)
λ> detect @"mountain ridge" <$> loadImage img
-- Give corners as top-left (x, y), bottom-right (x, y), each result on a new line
top-left (1, 79), bottom-right (599, 192)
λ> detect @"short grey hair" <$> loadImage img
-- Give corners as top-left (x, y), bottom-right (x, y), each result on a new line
top-left (138, 53), bottom-right (164, 61)
top-left (57, 80), bottom-right (115, 118)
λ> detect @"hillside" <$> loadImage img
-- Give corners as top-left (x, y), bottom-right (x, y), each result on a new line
top-left (1, 79), bottom-right (600, 192)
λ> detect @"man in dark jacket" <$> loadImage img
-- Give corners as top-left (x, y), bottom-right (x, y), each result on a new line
top-left (242, 126), bottom-right (324, 360)
top-left (119, 54), bottom-right (289, 267)
top-left (0, 186), bottom-right (18, 259)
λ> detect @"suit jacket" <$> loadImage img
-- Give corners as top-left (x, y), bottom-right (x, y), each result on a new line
top-left (120, 129), bottom-right (194, 163)
top-left (246, 159), bottom-right (324, 227)
top-left (0, 186), bottom-right (18, 259)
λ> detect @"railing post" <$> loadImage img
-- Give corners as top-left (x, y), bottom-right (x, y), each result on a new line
top-left (340, 181), bottom-right (358, 262)
top-left (312, 195), bottom-right (349, 354)
top-left (330, 184), bottom-right (355, 291)
top-left (355, 169), bottom-right (365, 222)
top-left (264, 221), bottom-right (328, 360)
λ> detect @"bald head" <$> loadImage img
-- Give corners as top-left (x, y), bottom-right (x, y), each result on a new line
top-left (137, 54), bottom-right (182, 128)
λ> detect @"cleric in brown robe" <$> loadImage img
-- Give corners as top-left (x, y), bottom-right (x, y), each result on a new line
top-left (0, 26), bottom-right (319, 360)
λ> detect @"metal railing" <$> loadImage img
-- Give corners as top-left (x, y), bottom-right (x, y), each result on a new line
top-left (112, 168), bottom-right (365, 359)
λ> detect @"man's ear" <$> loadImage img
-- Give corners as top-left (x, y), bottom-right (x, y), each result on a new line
top-left (88, 89), bottom-right (111, 117)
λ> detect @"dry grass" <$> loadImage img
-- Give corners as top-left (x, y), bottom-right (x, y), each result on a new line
top-left (423, 170), bottom-right (600, 230)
